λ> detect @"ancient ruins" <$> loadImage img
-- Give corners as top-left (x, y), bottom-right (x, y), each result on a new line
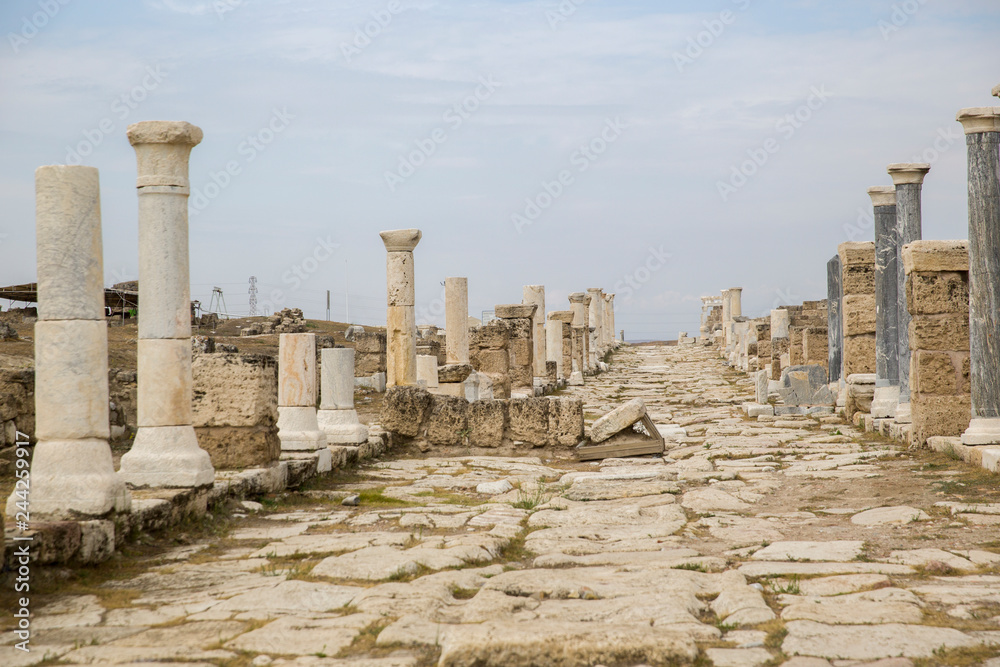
top-left (3, 86), bottom-right (1000, 666)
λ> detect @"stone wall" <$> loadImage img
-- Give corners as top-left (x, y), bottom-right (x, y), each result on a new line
top-left (380, 386), bottom-right (583, 457)
top-left (470, 320), bottom-right (512, 399)
top-left (354, 331), bottom-right (387, 377)
top-left (495, 304), bottom-right (535, 393)
top-left (839, 242), bottom-right (877, 376)
top-left (904, 241), bottom-right (972, 447)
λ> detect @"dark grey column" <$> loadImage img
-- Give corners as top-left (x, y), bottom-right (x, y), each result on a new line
top-left (887, 163), bottom-right (930, 424)
top-left (958, 105), bottom-right (1000, 444)
top-left (827, 254), bottom-right (842, 384)
top-left (869, 185), bottom-right (899, 419)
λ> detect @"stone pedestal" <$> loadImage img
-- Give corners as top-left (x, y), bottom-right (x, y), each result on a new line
top-left (445, 277), bottom-right (469, 365)
top-left (5, 166), bottom-right (130, 520)
top-left (546, 311), bottom-right (565, 379)
top-left (119, 121), bottom-right (214, 489)
top-left (277, 334), bottom-right (327, 459)
top-left (888, 163), bottom-right (931, 424)
top-left (869, 186), bottom-right (900, 419)
top-left (770, 309), bottom-right (790, 381)
top-left (317, 347), bottom-right (368, 445)
top-left (381, 229), bottom-right (422, 388)
top-left (524, 285), bottom-right (547, 378)
top-left (958, 105), bottom-right (1000, 445)
top-left (416, 354), bottom-right (440, 389)
top-left (827, 255), bottom-right (843, 384)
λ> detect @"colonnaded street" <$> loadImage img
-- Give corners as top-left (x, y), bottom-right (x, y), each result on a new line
top-left (6, 343), bottom-right (1000, 667)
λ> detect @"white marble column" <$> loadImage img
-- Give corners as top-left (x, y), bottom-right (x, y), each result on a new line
top-left (317, 347), bottom-right (368, 445)
top-left (277, 333), bottom-right (330, 471)
top-left (887, 163), bottom-right (930, 424)
top-left (445, 277), bottom-right (469, 365)
top-left (546, 311), bottom-right (564, 378)
top-left (726, 287), bottom-right (743, 352)
top-left (523, 285), bottom-right (546, 379)
top-left (119, 121), bottom-right (214, 488)
top-left (6, 166), bottom-right (131, 520)
top-left (587, 288), bottom-right (603, 368)
top-left (606, 294), bottom-right (616, 348)
top-left (958, 102), bottom-right (1000, 445)
top-left (381, 229), bottom-right (422, 387)
top-left (568, 292), bottom-right (587, 384)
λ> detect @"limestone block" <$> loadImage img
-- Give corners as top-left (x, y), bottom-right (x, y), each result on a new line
top-left (278, 333), bottom-right (317, 407)
top-left (317, 409), bottom-right (368, 445)
top-left (354, 331), bottom-right (387, 376)
top-left (842, 295), bottom-right (877, 336)
top-left (843, 334), bottom-right (876, 376)
top-left (788, 328), bottom-right (804, 366)
top-left (912, 350), bottom-right (966, 395)
top-left (34, 166), bottom-right (105, 321)
top-left (385, 252), bottom-right (415, 306)
top-left (416, 354), bottom-right (439, 389)
top-left (902, 240), bottom-right (969, 274)
top-left (590, 397), bottom-right (646, 443)
top-left (778, 366), bottom-right (836, 407)
top-left (386, 305), bottom-right (417, 387)
top-left (841, 265), bottom-right (876, 297)
top-left (839, 241), bottom-right (876, 267)
top-left (439, 364), bottom-right (473, 383)
top-left (425, 395), bottom-right (469, 446)
top-left (320, 348), bottom-right (355, 411)
top-left (548, 397), bottom-right (584, 447)
top-left (192, 353), bottom-right (277, 427)
top-left (119, 425), bottom-right (215, 488)
top-left (508, 398), bottom-right (549, 445)
top-left (194, 425), bottom-right (280, 469)
top-left (137, 338), bottom-right (193, 427)
top-left (755, 370), bottom-right (769, 404)
top-left (445, 277), bottom-right (470, 364)
top-left (496, 304), bottom-right (537, 319)
top-left (802, 328), bottom-right (829, 366)
top-left (380, 386), bottom-right (431, 438)
top-left (34, 320), bottom-right (110, 440)
top-left (468, 400), bottom-right (507, 448)
top-left (907, 271), bottom-right (969, 316)
top-left (909, 316), bottom-right (970, 352)
top-left (276, 406), bottom-right (326, 451)
top-left (5, 439), bottom-right (130, 520)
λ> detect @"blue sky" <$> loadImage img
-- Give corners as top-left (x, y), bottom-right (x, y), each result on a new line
top-left (1, 0), bottom-right (998, 339)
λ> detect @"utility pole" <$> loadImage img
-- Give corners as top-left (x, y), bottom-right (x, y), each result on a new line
top-left (345, 259), bottom-right (350, 324)
top-left (326, 290), bottom-right (331, 321)
top-left (248, 276), bottom-right (258, 317)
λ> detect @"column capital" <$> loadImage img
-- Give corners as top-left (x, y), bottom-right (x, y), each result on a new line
top-left (380, 228), bottom-right (422, 252)
top-left (568, 292), bottom-right (587, 304)
top-left (956, 107), bottom-right (1000, 135)
top-left (867, 186), bottom-right (896, 207)
top-left (728, 287), bottom-right (743, 294)
top-left (127, 120), bottom-right (203, 147)
top-left (127, 120), bottom-right (203, 190)
top-left (993, 83), bottom-right (1000, 98)
top-left (887, 163), bottom-right (930, 185)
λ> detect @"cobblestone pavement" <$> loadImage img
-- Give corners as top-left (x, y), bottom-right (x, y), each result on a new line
top-left (6, 344), bottom-right (1000, 666)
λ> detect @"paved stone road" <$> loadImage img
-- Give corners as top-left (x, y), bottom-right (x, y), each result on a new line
top-left (6, 344), bottom-right (1000, 666)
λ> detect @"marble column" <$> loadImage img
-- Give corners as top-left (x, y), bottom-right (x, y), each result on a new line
top-left (721, 289), bottom-right (732, 351)
top-left (119, 121), bottom-right (214, 488)
top-left (381, 229), bottom-right (422, 387)
top-left (827, 254), bottom-right (843, 384)
top-left (770, 308), bottom-right (790, 381)
top-left (958, 104), bottom-right (1000, 445)
top-left (445, 277), bottom-right (469, 365)
top-left (5, 166), bottom-right (131, 520)
top-left (582, 293), bottom-right (593, 371)
top-left (869, 185), bottom-right (900, 419)
top-left (699, 297), bottom-right (712, 338)
top-left (587, 288), bottom-right (603, 366)
top-left (523, 285), bottom-right (547, 379)
top-left (888, 163), bottom-right (931, 424)
top-left (276, 333), bottom-right (330, 471)
top-left (606, 294), bottom-right (616, 348)
top-left (317, 347), bottom-right (368, 445)
top-left (568, 292), bottom-right (587, 384)
top-left (546, 311), bottom-right (564, 379)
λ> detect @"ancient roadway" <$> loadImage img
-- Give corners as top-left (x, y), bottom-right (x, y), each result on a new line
top-left (6, 344), bottom-right (1000, 667)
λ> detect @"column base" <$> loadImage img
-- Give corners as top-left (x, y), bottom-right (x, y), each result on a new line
top-left (6, 439), bottom-right (131, 520)
top-left (281, 447), bottom-right (333, 473)
top-left (961, 417), bottom-right (1000, 446)
top-left (119, 425), bottom-right (215, 488)
top-left (870, 386), bottom-right (900, 419)
top-left (317, 409), bottom-right (369, 445)
top-left (277, 406), bottom-right (328, 451)
top-left (894, 402), bottom-right (912, 424)
top-left (568, 372), bottom-right (584, 386)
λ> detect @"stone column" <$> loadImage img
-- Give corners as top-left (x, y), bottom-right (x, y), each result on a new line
top-left (888, 163), bottom-right (931, 424)
top-left (495, 304), bottom-right (536, 394)
top-left (839, 242), bottom-right (878, 377)
top-left (568, 292), bottom-right (587, 385)
top-left (523, 285), bottom-right (546, 379)
top-left (726, 288), bottom-right (743, 351)
top-left (582, 293), bottom-right (593, 371)
top-left (699, 297), bottom-right (713, 338)
top-left (587, 288), bottom-right (604, 367)
top-left (869, 185), bottom-right (900, 419)
top-left (770, 308), bottom-right (790, 381)
top-left (276, 333), bottom-right (330, 470)
top-left (827, 254), bottom-right (843, 384)
top-left (958, 104), bottom-right (1000, 445)
top-left (603, 294), bottom-right (614, 350)
top-left (5, 166), bottom-right (131, 520)
top-left (381, 229), bottom-right (422, 388)
top-left (721, 289), bottom-right (732, 351)
top-left (546, 311), bottom-right (564, 379)
top-left (445, 277), bottom-right (469, 365)
top-left (317, 347), bottom-right (368, 445)
top-left (119, 121), bottom-right (214, 488)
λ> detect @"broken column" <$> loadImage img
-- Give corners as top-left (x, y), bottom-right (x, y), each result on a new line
top-left (381, 229), bottom-right (421, 388)
top-left (770, 309), bottom-right (790, 381)
top-left (827, 255), bottom-right (843, 385)
top-left (546, 311), bottom-right (565, 380)
top-left (958, 103), bottom-right (1000, 445)
top-left (603, 293), bottom-right (614, 351)
top-left (869, 185), bottom-right (900, 419)
top-left (5, 166), bottom-right (131, 519)
top-left (276, 333), bottom-right (330, 470)
top-left (445, 277), bottom-right (469, 365)
top-left (587, 288), bottom-right (603, 369)
top-left (839, 241), bottom-right (877, 378)
top-left (582, 293), bottom-right (593, 371)
top-left (119, 121), bottom-right (214, 488)
top-left (726, 288), bottom-right (743, 352)
top-left (318, 347), bottom-right (369, 445)
top-left (523, 285), bottom-right (547, 381)
top-left (888, 163), bottom-right (931, 424)
top-left (568, 293), bottom-right (587, 385)
top-left (721, 289), bottom-right (732, 352)
top-left (495, 303), bottom-right (536, 396)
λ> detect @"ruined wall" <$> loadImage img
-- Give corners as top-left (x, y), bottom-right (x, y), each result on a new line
top-left (904, 241), bottom-right (972, 447)
top-left (354, 331), bottom-right (387, 377)
top-left (839, 242), bottom-right (877, 377)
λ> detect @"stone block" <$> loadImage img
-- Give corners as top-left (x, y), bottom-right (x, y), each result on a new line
top-left (912, 350), bottom-right (965, 395)
top-left (591, 398), bottom-right (646, 443)
top-left (468, 400), bottom-right (507, 448)
top-left (912, 395), bottom-right (972, 447)
top-left (194, 426), bottom-right (280, 469)
top-left (508, 398), bottom-right (549, 445)
top-left (839, 241), bottom-right (876, 267)
top-left (548, 397), bottom-right (584, 447)
top-left (278, 334), bottom-right (317, 408)
top-left (841, 265), bottom-right (876, 296)
top-left (192, 353), bottom-right (278, 427)
top-left (843, 334), bottom-right (876, 376)
top-left (778, 365), bottom-right (836, 406)
top-left (789, 328), bottom-right (804, 366)
top-left (470, 321), bottom-right (511, 350)
top-left (907, 271), bottom-right (969, 316)
top-left (380, 386), bottom-right (431, 438)
top-left (909, 316), bottom-right (970, 352)
top-left (802, 328), bottom-right (828, 366)
top-left (842, 295), bottom-right (877, 336)
top-left (439, 364), bottom-right (473, 383)
top-left (424, 395), bottom-right (469, 446)
top-left (473, 349), bottom-right (509, 375)
top-left (495, 304), bottom-right (537, 319)
top-left (902, 240), bottom-right (969, 274)
top-left (34, 320), bottom-right (110, 440)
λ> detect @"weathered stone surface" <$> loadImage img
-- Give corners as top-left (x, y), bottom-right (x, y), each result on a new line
top-left (468, 400), bottom-right (507, 448)
top-left (424, 395), bottom-right (468, 446)
top-left (778, 366), bottom-right (836, 406)
top-left (782, 620), bottom-right (976, 660)
top-left (547, 397), bottom-right (584, 447)
top-left (850, 506), bottom-right (929, 526)
top-left (751, 541), bottom-right (864, 562)
top-left (590, 398), bottom-right (646, 443)
top-left (227, 614), bottom-right (378, 655)
top-left (380, 386), bottom-right (432, 438)
top-left (781, 587), bottom-right (924, 624)
top-left (508, 398), bottom-right (549, 445)
top-left (438, 364), bottom-right (473, 383)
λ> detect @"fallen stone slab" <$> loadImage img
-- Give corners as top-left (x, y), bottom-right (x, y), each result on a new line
top-left (590, 398), bottom-right (646, 443)
top-left (778, 366), bottom-right (836, 407)
top-left (751, 541), bottom-right (864, 562)
top-left (782, 620), bottom-right (977, 660)
top-left (851, 506), bottom-right (930, 526)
